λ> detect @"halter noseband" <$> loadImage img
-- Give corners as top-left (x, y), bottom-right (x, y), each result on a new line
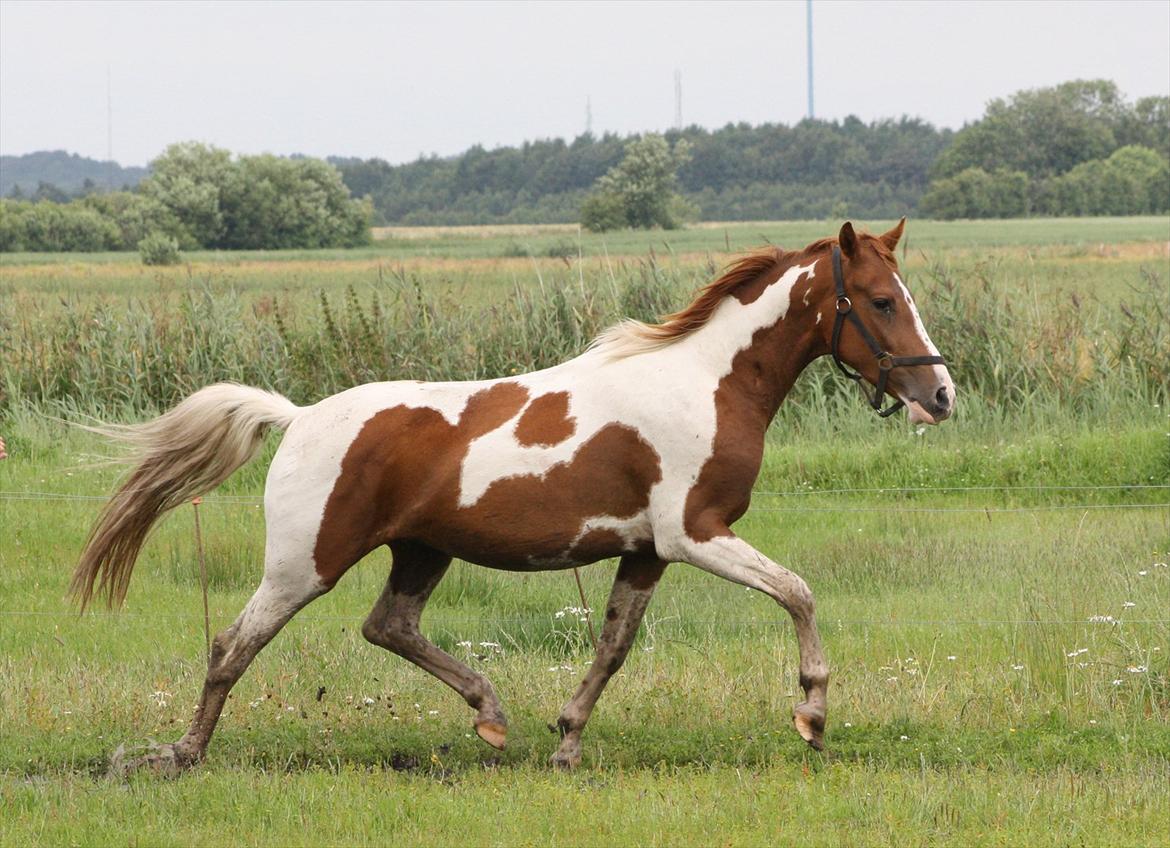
top-left (829, 246), bottom-right (947, 418)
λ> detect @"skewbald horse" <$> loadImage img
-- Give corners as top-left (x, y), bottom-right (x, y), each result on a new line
top-left (74, 221), bottom-right (954, 773)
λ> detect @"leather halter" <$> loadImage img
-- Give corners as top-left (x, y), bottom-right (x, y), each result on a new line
top-left (829, 245), bottom-right (947, 418)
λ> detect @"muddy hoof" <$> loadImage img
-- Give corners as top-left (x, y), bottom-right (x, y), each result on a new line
top-left (108, 741), bottom-right (192, 778)
top-left (793, 703), bottom-right (826, 752)
top-left (475, 721), bottom-right (507, 751)
top-left (549, 749), bottom-right (581, 770)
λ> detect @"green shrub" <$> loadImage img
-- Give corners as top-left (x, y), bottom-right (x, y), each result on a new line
top-left (580, 190), bottom-right (627, 232)
top-left (138, 231), bottom-right (181, 265)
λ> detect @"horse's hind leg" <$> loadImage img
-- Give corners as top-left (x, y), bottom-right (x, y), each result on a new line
top-left (114, 543), bottom-right (330, 775)
top-left (362, 541), bottom-right (509, 749)
top-left (551, 553), bottom-right (667, 769)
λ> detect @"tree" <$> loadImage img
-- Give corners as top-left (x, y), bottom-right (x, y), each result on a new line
top-left (218, 155), bottom-right (371, 249)
top-left (933, 80), bottom-right (1128, 179)
top-left (919, 167), bottom-right (1030, 219)
top-left (139, 142), bottom-right (233, 247)
top-left (581, 134), bottom-right (694, 231)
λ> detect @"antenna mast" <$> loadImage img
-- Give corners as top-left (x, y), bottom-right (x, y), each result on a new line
top-left (673, 69), bottom-right (683, 130)
top-left (806, 0), bottom-right (815, 119)
top-left (106, 64), bottom-right (114, 189)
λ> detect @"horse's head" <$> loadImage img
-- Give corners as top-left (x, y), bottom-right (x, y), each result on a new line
top-left (813, 220), bottom-right (954, 425)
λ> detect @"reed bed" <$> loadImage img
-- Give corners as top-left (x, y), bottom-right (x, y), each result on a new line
top-left (2, 250), bottom-right (1166, 429)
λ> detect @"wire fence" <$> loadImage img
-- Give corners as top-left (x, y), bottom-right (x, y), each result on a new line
top-left (2, 483), bottom-right (1168, 510)
top-left (2, 483), bottom-right (1165, 630)
top-left (1, 608), bottom-right (1166, 627)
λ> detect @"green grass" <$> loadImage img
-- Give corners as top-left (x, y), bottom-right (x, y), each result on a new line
top-left (1, 420), bottom-right (1168, 845)
top-left (3, 215), bottom-right (1168, 267)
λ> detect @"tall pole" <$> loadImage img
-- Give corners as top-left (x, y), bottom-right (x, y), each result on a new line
top-left (106, 64), bottom-right (114, 189)
top-left (806, 0), bottom-right (814, 120)
top-left (674, 69), bottom-right (683, 131)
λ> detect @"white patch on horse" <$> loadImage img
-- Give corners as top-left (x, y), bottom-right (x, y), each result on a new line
top-left (816, 311), bottom-right (822, 324)
top-left (891, 272), bottom-right (955, 403)
top-left (892, 273), bottom-right (941, 356)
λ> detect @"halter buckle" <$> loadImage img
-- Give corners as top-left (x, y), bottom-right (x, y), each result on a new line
top-left (876, 354), bottom-right (894, 371)
top-left (835, 296), bottom-right (852, 315)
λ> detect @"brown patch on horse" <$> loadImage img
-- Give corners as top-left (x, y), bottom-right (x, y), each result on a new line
top-left (460, 381), bottom-right (531, 437)
top-left (313, 382), bottom-right (530, 585)
top-left (514, 391), bottom-right (576, 447)
top-left (314, 383), bottom-right (662, 582)
top-left (449, 423), bottom-right (661, 569)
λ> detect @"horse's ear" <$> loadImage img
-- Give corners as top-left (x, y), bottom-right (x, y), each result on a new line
top-left (838, 221), bottom-right (859, 258)
top-left (880, 217), bottom-right (906, 252)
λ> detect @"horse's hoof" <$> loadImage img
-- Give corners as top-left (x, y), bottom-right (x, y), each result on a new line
top-left (475, 721), bottom-right (507, 751)
top-left (108, 741), bottom-right (191, 778)
top-left (550, 749), bottom-right (581, 770)
top-left (793, 703), bottom-right (826, 752)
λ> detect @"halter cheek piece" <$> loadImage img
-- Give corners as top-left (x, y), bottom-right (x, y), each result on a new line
top-left (829, 246), bottom-right (947, 418)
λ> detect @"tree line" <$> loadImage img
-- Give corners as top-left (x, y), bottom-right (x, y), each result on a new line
top-left (0, 143), bottom-right (371, 254)
top-left (1, 78), bottom-right (1166, 251)
top-left (920, 80), bottom-right (1168, 218)
top-left (331, 114), bottom-right (949, 226)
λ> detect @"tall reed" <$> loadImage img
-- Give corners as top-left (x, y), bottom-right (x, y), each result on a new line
top-left (2, 254), bottom-right (1165, 426)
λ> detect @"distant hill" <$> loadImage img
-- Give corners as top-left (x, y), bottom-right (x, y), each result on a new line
top-left (0, 150), bottom-right (149, 196)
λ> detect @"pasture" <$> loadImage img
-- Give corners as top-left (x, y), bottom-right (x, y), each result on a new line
top-left (1, 217), bottom-right (1168, 845)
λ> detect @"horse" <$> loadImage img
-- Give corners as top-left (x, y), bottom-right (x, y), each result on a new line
top-left (72, 220), bottom-right (953, 773)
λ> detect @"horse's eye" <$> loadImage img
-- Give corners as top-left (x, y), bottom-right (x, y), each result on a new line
top-left (872, 298), bottom-right (893, 313)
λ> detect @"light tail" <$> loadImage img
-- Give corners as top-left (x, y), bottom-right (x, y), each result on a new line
top-left (71, 383), bottom-right (302, 610)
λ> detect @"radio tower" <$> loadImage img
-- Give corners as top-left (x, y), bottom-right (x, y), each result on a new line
top-left (673, 70), bottom-right (683, 130)
top-left (585, 96), bottom-right (593, 135)
top-left (806, 0), bottom-right (815, 119)
top-left (106, 64), bottom-right (115, 189)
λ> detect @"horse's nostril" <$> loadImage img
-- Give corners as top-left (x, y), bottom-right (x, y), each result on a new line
top-left (935, 385), bottom-right (950, 408)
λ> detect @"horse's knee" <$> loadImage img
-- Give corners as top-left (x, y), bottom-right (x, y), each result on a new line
top-left (362, 615), bottom-right (414, 653)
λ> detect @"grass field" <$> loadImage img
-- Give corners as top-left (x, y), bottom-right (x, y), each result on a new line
top-left (1, 217), bottom-right (1168, 845)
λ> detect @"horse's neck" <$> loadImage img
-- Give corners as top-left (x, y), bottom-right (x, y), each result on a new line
top-left (675, 262), bottom-right (821, 427)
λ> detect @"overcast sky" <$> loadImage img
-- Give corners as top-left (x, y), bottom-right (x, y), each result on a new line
top-left (2, 0), bottom-right (1167, 167)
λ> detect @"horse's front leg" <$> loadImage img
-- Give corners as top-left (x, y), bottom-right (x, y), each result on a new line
top-left (669, 530), bottom-right (829, 750)
top-left (551, 553), bottom-right (667, 769)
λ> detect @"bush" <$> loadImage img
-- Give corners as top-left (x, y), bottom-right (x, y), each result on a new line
top-left (920, 167), bottom-right (1030, 219)
top-left (581, 135), bottom-right (692, 232)
top-left (580, 191), bottom-right (627, 232)
top-left (138, 231), bottom-right (181, 265)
